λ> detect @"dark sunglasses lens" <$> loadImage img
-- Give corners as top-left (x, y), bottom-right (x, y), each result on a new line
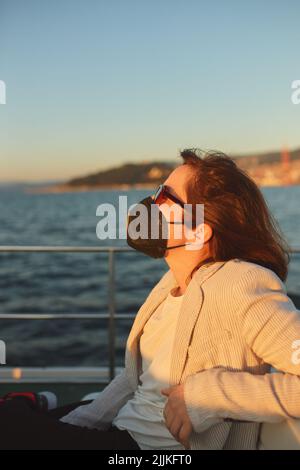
top-left (153, 185), bottom-right (164, 203)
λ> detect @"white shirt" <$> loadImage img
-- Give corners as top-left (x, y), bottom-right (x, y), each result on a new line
top-left (112, 288), bottom-right (186, 450)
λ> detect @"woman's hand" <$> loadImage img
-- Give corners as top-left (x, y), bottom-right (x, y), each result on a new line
top-left (161, 384), bottom-right (192, 449)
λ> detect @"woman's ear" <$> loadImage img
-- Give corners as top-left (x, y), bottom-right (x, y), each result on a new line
top-left (183, 223), bottom-right (205, 250)
top-left (194, 223), bottom-right (213, 244)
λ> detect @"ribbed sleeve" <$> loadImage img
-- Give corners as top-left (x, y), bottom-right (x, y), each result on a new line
top-left (59, 368), bottom-right (134, 430)
top-left (183, 266), bottom-right (300, 432)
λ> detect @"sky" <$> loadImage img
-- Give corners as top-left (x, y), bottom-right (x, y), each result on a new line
top-left (0, 0), bottom-right (300, 182)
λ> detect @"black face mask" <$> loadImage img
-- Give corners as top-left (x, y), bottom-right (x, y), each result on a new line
top-left (126, 196), bottom-right (192, 258)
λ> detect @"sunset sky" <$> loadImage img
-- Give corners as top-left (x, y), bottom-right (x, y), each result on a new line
top-left (0, 0), bottom-right (300, 182)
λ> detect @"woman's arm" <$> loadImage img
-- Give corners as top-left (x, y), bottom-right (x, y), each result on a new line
top-left (60, 271), bottom-right (173, 430)
top-left (60, 368), bottom-right (134, 430)
top-left (183, 266), bottom-right (300, 433)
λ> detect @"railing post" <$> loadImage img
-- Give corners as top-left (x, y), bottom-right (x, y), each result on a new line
top-left (108, 249), bottom-right (116, 382)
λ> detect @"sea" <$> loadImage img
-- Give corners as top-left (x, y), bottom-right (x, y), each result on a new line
top-left (0, 185), bottom-right (300, 368)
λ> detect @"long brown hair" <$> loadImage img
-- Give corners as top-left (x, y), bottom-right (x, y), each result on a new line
top-left (180, 148), bottom-right (291, 282)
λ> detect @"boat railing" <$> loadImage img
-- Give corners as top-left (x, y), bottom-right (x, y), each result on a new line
top-left (0, 246), bottom-right (138, 385)
top-left (0, 245), bottom-right (300, 385)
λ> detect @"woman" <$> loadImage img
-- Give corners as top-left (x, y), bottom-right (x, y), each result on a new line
top-left (1, 148), bottom-right (299, 450)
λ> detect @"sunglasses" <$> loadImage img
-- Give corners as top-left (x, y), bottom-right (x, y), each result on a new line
top-left (152, 184), bottom-right (185, 208)
top-left (152, 184), bottom-right (187, 224)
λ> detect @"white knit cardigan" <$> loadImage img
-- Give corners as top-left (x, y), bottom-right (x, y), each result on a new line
top-left (61, 259), bottom-right (300, 450)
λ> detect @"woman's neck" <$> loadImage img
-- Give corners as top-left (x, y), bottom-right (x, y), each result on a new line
top-left (165, 252), bottom-right (214, 295)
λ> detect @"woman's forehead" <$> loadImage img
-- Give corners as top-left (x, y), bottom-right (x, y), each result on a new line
top-left (164, 164), bottom-right (194, 201)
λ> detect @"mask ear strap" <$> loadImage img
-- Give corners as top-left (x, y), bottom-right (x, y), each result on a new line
top-left (167, 238), bottom-right (208, 250)
top-left (166, 243), bottom-right (188, 250)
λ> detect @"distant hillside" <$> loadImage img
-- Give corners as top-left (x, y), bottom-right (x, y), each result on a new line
top-left (235, 147), bottom-right (300, 169)
top-left (67, 149), bottom-right (300, 188)
top-left (27, 147), bottom-right (300, 193)
top-left (68, 161), bottom-right (175, 187)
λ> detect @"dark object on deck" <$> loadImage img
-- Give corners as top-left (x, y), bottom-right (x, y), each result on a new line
top-left (288, 293), bottom-right (300, 309)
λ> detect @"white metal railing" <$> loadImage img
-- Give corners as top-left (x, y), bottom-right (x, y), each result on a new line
top-left (0, 245), bottom-right (300, 384)
top-left (0, 246), bottom-right (137, 384)
top-left (0, 367), bottom-right (125, 384)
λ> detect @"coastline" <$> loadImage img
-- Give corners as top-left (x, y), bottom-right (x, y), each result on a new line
top-left (25, 180), bottom-right (300, 194)
top-left (25, 182), bottom-right (158, 194)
